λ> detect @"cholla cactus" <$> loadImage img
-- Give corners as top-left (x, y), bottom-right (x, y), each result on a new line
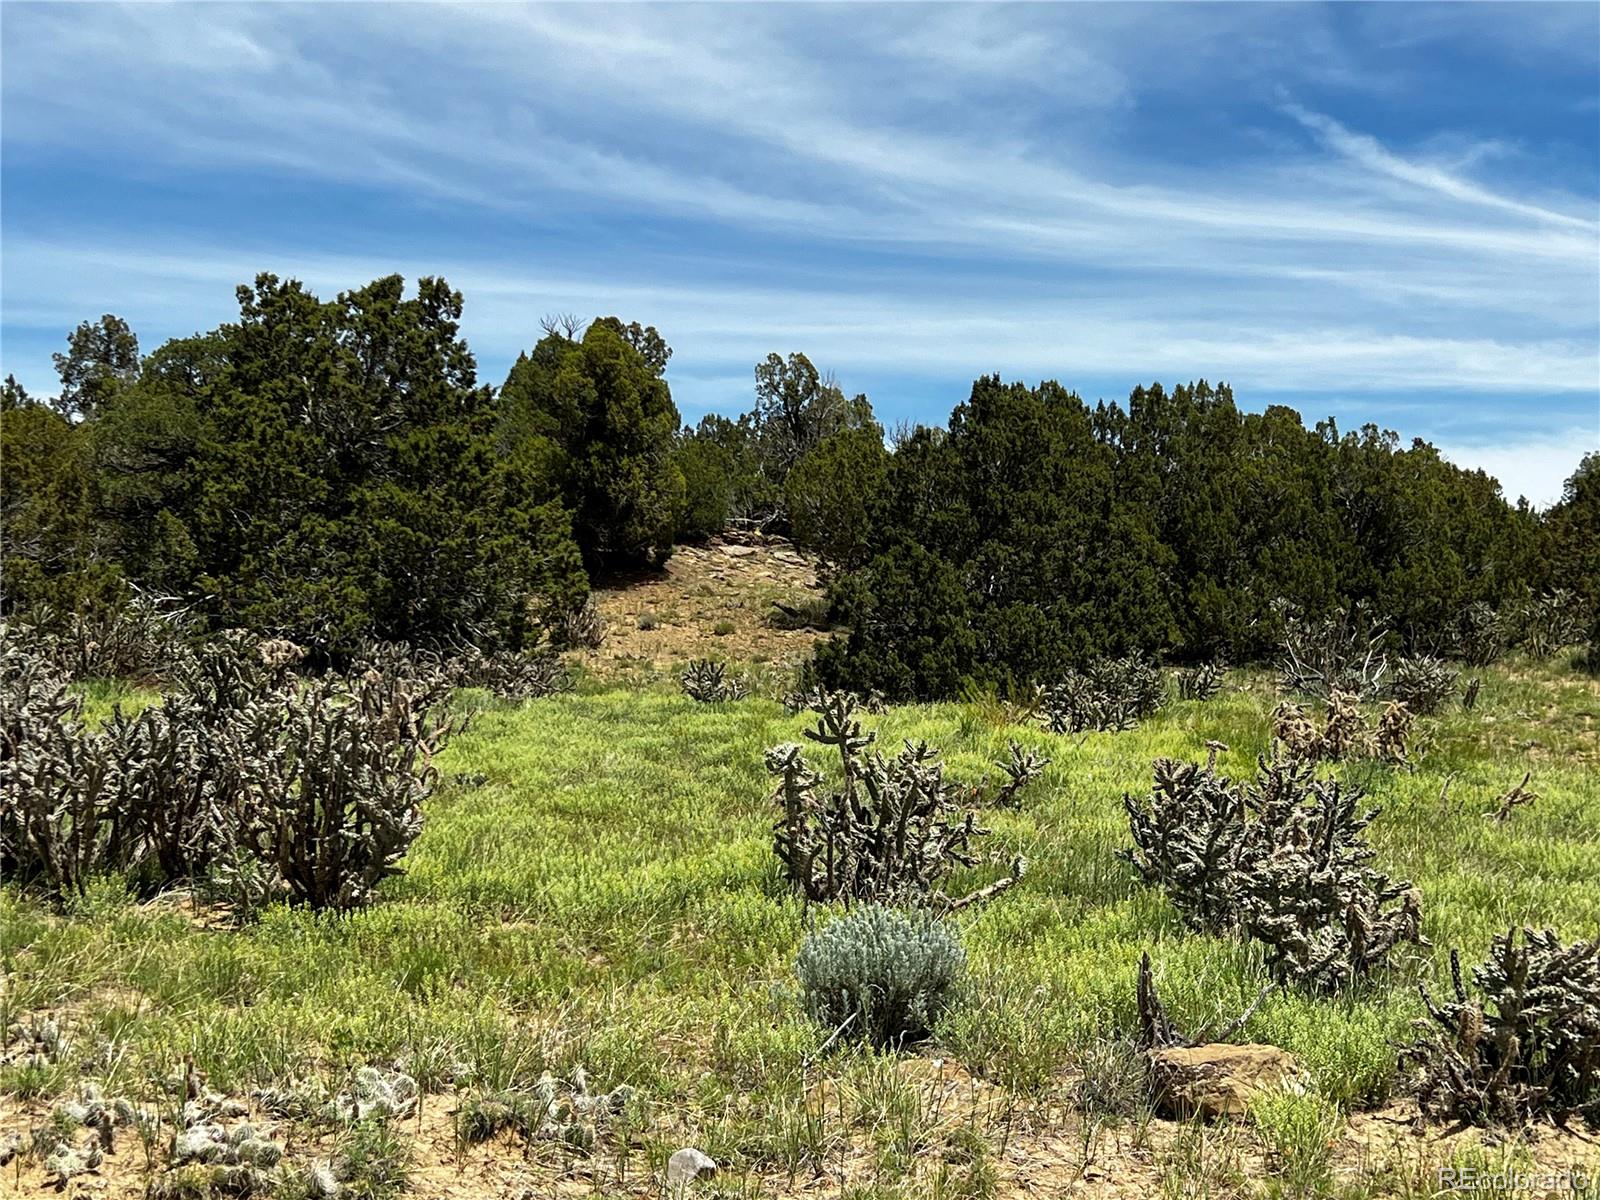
top-left (1516, 589), bottom-right (1586, 658)
top-left (1374, 701), bottom-right (1414, 765)
top-left (1233, 759), bottom-right (1424, 992)
top-left (785, 684), bottom-right (882, 715)
top-left (1275, 601), bottom-right (1388, 699)
top-left (169, 630), bottom-right (295, 709)
top-left (1388, 656), bottom-right (1458, 716)
top-left (1175, 662), bottom-right (1226, 702)
top-left (231, 665), bottom-right (457, 911)
top-left (1135, 951), bottom-right (1271, 1049)
top-left (10, 591), bottom-right (193, 682)
top-left (1270, 700), bottom-right (1323, 762)
top-left (555, 597), bottom-right (605, 650)
top-left (1040, 657), bottom-right (1166, 734)
top-left (1273, 691), bottom-right (1410, 764)
top-left (1321, 689), bottom-right (1368, 759)
top-left (1486, 771), bottom-right (1538, 822)
top-left (257, 638), bottom-right (307, 673)
top-left (682, 659), bottom-right (748, 703)
top-left (1123, 753), bottom-right (1424, 993)
top-left (0, 635), bottom-right (137, 896)
top-left (2, 624), bottom-right (457, 912)
top-left (450, 645), bottom-right (570, 699)
top-left (455, 1069), bottom-right (634, 1147)
top-left (767, 689), bottom-right (1034, 908)
top-left (795, 903), bottom-right (966, 1047)
top-left (1452, 602), bottom-right (1508, 667)
top-left (1121, 757), bottom-right (1247, 932)
top-left (985, 740), bottom-right (1050, 809)
top-left (1408, 928), bottom-right (1600, 1128)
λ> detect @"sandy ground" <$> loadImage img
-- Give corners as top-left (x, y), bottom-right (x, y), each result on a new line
top-left (569, 534), bottom-right (833, 679)
top-left (6, 1057), bottom-right (1598, 1199)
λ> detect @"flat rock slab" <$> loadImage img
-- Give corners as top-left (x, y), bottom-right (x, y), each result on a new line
top-left (1149, 1042), bottom-right (1309, 1120)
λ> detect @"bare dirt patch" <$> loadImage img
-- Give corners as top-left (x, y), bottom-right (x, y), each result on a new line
top-left (9, 1073), bottom-right (1598, 1200)
top-left (570, 535), bottom-right (833, 679)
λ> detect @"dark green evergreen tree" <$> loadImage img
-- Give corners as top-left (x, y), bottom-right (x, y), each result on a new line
top-left (499, 316), bottom-right (682, 565)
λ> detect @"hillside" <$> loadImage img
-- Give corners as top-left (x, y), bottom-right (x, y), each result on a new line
top-left (573, 534), bottom-right (831, 679)
top-left (4, 651), bottom-right (1598, 1197)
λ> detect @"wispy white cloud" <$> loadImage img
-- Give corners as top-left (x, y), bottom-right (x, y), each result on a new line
top-left (1, 1), bottom-right (1595, 464)
top-left (1281, 101), bottom-right (1595, 230)
top-left (1437, 427), bottom-right (1599, 509)
top-left (5, 236), bottom-right (1595, 399)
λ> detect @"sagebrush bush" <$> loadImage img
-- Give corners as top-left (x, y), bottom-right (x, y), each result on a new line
top-left (795, 903), bottom-right (966, 1048)
top-left (1408, 928), bottom-right (1600, 1128)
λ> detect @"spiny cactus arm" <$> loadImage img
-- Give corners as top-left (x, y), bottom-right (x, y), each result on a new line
top-left (987, 741), bottom-right (1048, 808)
top-left (1204, 980), bottom-right (1276, 1044)
top-left (941, 856), bottom-right (1025, 912)
top-left (1136, 952), bottom-right (1189, 1049)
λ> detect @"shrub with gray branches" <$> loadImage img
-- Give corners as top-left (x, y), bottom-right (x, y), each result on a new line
top-left (767, 689), bottom-right (1039, 908)
top-left (1123, 751), bottom-right (1424, 992)
top-left (1408, 928), bottom-right (1599, 1129)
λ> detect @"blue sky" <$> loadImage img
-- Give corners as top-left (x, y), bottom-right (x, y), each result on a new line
top-left (2, 2), bottom-right (1597, 505)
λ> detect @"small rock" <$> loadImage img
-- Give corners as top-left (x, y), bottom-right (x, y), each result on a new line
top-left (719, 545), bottom-right (756, 558)
top-left (667, 1147), bottom-right (718, 1185)
top-left (1149, 1043), bottom-right (1308, 1119)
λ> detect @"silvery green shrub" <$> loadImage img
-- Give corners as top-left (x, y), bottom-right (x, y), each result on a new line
top-left (795, 903), bottom-right (966, 1048)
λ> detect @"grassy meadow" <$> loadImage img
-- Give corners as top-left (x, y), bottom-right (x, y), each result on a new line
top-left (4, 656), bottom-right (1599, 1198)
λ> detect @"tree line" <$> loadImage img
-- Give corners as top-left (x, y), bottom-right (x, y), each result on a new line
top-left (2, 273), bottom-right (1595, 691)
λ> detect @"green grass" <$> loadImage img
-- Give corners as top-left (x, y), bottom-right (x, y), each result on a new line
top-left (5, 656), bottom-right (1598, 1193)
